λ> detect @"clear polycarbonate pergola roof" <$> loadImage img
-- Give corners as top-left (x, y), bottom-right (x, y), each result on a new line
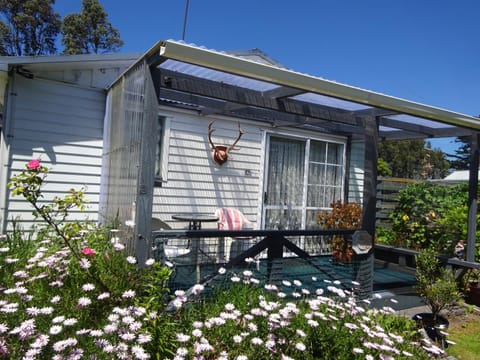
top-left (161, 59), bottom-right (278, 92)
top-left (147, 40), bottom-right (480, 140)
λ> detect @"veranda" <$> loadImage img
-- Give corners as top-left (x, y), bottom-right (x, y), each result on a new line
top-left (99, 40), bottom-right (480, 296)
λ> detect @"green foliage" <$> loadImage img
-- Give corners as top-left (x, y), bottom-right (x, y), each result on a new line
top-left (8, 160), bottom-right (91, 266)
top-left (415, 248), bottom-right (462, 321)
top-left (0, 0), bottom-right (61, 55)
top-left (388, 182), bottom-right (475, 254)
top-left (135, 261), bottom-right (177, 359)
top-left (375, 226), bottom-right (397, 245)
top-left (61, 0), bottom-right (123, 54)
top-left (426, 146), bottom-right (452, 179)
top-left (379, 139), bottom-right (449, 179)
top-left (448, 319), bottom-right (480, 360)
top-left (377, 157), bottom-right (392, 177)
top-left (448, 136), bottom-right (471, 171)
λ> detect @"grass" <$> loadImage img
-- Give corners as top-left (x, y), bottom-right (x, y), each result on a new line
top-left (447, 308), bottom-right (480, 360)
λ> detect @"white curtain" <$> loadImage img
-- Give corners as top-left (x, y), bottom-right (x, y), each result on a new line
top-left (266, 137), bottom-right (305, 207)
top-left (265, 137), bottom-right (305, 229)
top-left (265, 137), bottom-right (345, 230)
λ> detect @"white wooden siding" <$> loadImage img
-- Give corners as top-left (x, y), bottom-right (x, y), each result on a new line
top-left (152, 109), bottom-right (357, 230)
top-left (36, 66), bottom-right (128, 89)
top-left (3, 75), bottom-right (106, 229)
top-left (348, 140), bottom-right (365, 203)
top-left (153, 111), bottom-right (263, 229)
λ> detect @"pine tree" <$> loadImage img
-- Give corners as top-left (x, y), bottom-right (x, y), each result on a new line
top-left (0, 0), bottom-right (61, 56)
top-left (378, 139), bottom-right (449, 179)
top-left (447, 136), bottom-right (470, 170)
top-left (61, 0), bottom-right (123, 54)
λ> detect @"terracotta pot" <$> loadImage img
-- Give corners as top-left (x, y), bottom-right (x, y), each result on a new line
top-left (412, 313), bottom-right (449, 343)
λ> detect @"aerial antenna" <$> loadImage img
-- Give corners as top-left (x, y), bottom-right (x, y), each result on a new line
top-left (182, 0), bottom-right (190, 41)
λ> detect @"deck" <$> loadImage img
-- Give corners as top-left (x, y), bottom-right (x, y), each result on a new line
top-left (154, 228), bottom-right (375, 299)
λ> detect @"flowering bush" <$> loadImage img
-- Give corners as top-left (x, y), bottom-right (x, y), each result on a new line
top-left (0, 161), bottom-right (451, 359)
top-left (2, 160), bottom-right (174, 359)
top-left (171, 270), bottom-right (442, 359)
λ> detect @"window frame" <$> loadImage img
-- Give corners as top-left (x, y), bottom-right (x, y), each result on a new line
top-left (154, 115), bottom-right (171, 186)
top-left (262, 131), bottom-right (347, 229)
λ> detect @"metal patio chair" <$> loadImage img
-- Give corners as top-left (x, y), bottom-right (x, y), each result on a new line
top-left (215, 208), bottom-right (256, 263)
top-left (151, 218), bottom-right (190, 262)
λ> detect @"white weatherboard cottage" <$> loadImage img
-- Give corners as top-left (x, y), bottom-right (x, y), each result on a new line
top-left (1, 40), bottom-right (480, 280)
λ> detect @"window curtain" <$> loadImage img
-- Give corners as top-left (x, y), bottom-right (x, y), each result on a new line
top-left (266, 137), bottom-right (305, 207)
top-left (265, 137), bottom-right (305, 229)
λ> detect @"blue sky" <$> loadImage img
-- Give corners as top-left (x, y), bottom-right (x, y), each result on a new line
top-left (54, 1), bottom-right (480, 154)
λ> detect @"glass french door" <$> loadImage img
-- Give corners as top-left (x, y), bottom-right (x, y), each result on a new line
top-left (263, 135), bottom-right (345, 230)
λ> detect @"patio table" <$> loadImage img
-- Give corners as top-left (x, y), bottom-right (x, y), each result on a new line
top-left (171, 213), bottom-right (218, 230)
top-left (171, 213), bottom-right (219, 282)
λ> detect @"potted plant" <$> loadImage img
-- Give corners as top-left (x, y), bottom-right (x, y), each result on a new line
top-left (317, 201), bottom-right (362, 264)
top-left (413, 248), bottom-right (462, 342)
top-left (462, 268), bottom-right (480, 307)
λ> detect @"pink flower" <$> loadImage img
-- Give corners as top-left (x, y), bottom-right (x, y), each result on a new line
top-left (81, 247), bottom-right (95, 256)
top-left (27, 159), bottom-right (41, 170)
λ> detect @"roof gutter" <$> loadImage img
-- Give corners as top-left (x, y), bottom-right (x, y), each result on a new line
top-left (157, 40), bottom-right (480, 131)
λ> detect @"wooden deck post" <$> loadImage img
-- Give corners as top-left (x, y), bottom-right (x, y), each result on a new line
top-left (467, 133), bottom-right (479, 262)
top-left (355, 115), bottom-right (379, 298)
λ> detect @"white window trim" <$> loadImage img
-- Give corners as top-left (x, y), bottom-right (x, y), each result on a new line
top-left (155, 115), bottom-right (171, 185)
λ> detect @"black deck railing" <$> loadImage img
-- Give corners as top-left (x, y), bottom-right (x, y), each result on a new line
top-left (374, 243), bottom-right (480, 274)
top-left (152, 228), bottom-right (365, 291)
top-left (153, 228), bottom-right (357, 263)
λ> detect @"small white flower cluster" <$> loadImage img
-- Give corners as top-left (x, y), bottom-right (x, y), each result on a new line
top-left (170, 269), bottom-right (436, 360)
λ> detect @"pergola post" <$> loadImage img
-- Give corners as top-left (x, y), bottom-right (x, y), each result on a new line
top-left (133, 65), bottom-right (159, 265)
top-left (362, 116), bottom-right (379, 236)
top-left (354, 116), bottom-right (379, 298)
top-left (466, 133), bottom-right (479, 262)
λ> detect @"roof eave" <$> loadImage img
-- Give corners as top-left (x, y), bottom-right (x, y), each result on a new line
top-left (0, 53), bottom-right (141, 66)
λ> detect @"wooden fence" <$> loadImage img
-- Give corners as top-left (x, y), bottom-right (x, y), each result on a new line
top-left (376, 177), bottom-right (421, 227)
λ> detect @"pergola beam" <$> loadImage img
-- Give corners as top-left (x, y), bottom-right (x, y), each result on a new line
top-left (380, 117), bottom-right (436, 137)
top-left (379, 126), bottom-right (475, 141)
top-left (156, 68), bottom-right (363, 127)
top-left (158, 87), bottom-right (365, 136)
top-left (379, 130), bottom-right (425, 141)
top-left (262, 85), bottom-right (307, 99)
top-left (155, 68), bottom-right (475, 141)
top-left (154, 40), bottom-right (480, 131)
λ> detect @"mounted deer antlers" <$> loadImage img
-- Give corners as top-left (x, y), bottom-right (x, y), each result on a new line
top-left (208, 121), bottom-right (245, 166)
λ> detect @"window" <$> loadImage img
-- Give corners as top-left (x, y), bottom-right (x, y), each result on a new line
top-left (154, 115), bottom-right (170, 185)
top-left (263, 135), bottom-right (345, 229)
